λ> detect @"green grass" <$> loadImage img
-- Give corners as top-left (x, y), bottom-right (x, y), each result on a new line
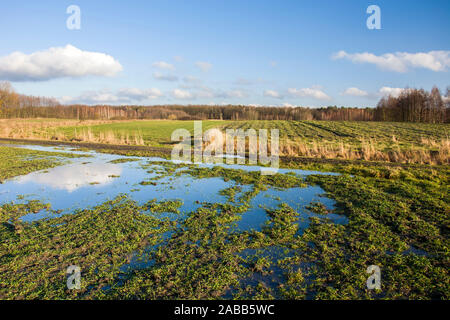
top-left (58, 120), bottom-right (230, 147)
top-left (0, 196), bottom-right (174, 299)
top-left (0, 146), bottom-right (87, 182)
top-left (56, 119), bottom-right (448, 149)
top-left (0, 156), bottom-right (448, 299)
top-left (0, 121), bottom-right (448, 299)
top-left (223, 120), bottom-right (449, 149)
top-left (5, 119), bottom-right (448, 163)
top-left (50, 119), bottom-right (450, 163)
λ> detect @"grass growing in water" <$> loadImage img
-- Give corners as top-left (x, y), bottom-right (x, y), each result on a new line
top-left (0, 146), bottom-right (89, 183)
top-left (0, 145), bottom-right (448, 299)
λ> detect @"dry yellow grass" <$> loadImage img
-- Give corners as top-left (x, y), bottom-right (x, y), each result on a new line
top-left (0, 118), bottom-right (448, 164)
top-left (0, 118), bottom-right (145, 146)
top-left (280, 137), bottom-right (449, 165)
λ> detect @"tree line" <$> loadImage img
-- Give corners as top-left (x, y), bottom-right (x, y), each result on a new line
top-left (374, 86), bottom-right (449, 123)
top-left (0, 81), bottom-right (448, 122)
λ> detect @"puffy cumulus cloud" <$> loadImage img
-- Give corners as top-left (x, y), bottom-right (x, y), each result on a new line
top-left (152, 61), bottom-right (175, 70)
top-left (288, 87), bottom-right (331, 100)
top-left (264, 90), bottom-right (282, 99)
top-left (332, 50), bottom-right (450, 72)
top-left (0, 44), bottom-right (122, 81)
top-left (172, 89), bottom-right (194, 99)
top-left (195, 61), bottom-right (212, 72)
top-left (341, 87), bottom-right (369, 97)
top-left (60, 87), bottom-right (163, 105)
top-left (378, 87), bottom-right (405, 98)
top-left (152, 72), bottom-right (178, 82)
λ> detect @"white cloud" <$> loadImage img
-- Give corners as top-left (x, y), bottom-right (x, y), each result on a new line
top-left (171, 86), bottom-right (248, 100)
top-left (270, 61), bottom-right (278, 67)
top-left (18, 163), bottom-right (122, 192)
top-left (152, 61), bottom-right (175, 70)
top-left (172, 89), bottom-right (194, 99)
top-left (195, 61), bottom-right (212, 72)
top-left (174, 56), bottom-right (184, 62)
top-left (204, 88), bottom-right (248, 99)
top-left (378, 87), bottom-right (405, 98)
top-left (195, 87), bottom-right (215, 99)
top-left (118, 88), bottom-right (163, 100)
top-left (288, 87), bottom-right (331, 100)
top-left (60, 87), bottom-right (163, 104)
top-left (333, 50), bottom-right (450, 72)
top-left (225, 90), bottom-right (247, 98)
top-left (341, 87), bottom-right (369, 97)
top-left (73, 91), bottom-right (124, 104)
top-left (264, 90), bottom-right (282, 99)
top-left (0, 44), bottom-right (122, 81)
top-left (153, 72), bottom-right (178, 81)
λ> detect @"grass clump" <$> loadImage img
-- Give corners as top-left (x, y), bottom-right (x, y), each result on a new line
top-left (0, 195), bottom-right (174, 299)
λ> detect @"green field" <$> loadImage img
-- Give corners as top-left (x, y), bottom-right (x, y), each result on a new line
top-left (57, 120), bottom-right (229, 147)
top-left (54, 120), bottom-right (448, 147)
top-left (0, 120), bottom-right (449, 300)
top-left (2, 119), bottom-right (448, 161)
top-left (0, 151), bottom-right (448, 299)
top-left (46, 120), bottom-right (449, 164)
top-left (223, 120), bottom-right (448, 149)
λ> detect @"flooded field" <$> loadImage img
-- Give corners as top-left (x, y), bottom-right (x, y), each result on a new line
top-left (0, 144), bottom-right (343, 227)
top-left (1, 144), bottom-right (447, 300)
top-left (0, 144), bottom-right (349, 299)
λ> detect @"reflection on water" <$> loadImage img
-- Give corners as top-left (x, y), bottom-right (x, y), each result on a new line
top-left (0, 144), bottom-right (345, 230)
top-left (0, 144), bottom-right (349, 295)
top-left (17, 163), bottom-right (122, 192)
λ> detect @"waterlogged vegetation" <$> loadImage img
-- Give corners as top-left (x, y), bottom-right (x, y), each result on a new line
top-left (0, 196), bottom-right (174, 299)
top-left (301, 167), bottom-right (449, 299)
top-left (0, 141), bottom-right (448, 300)
top-left (0, 146), bottom-right (89, 182)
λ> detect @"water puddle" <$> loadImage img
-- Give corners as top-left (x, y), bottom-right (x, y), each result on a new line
top-left (0, 144), bottom-right (348, 295)
top-left (1, 144), bottom-right (344, 226)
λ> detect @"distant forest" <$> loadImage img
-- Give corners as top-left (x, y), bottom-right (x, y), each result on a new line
top-left (0, 81), bottom-right (448, 122)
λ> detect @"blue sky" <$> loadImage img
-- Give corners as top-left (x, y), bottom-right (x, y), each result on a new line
top-left (1, 0), bottom-right (449, 107)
